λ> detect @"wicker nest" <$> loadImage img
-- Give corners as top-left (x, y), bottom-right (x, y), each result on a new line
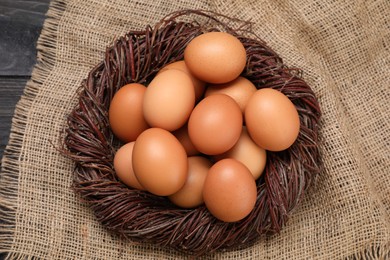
top-left (63, 10), bottom-right (321, 256)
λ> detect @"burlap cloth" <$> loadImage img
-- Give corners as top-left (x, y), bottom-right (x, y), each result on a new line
top-left (0, 0), bottom-right (389, 259)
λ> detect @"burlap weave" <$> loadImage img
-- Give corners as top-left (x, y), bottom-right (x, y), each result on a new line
top-left (0, 0), bottom-right (389, 259)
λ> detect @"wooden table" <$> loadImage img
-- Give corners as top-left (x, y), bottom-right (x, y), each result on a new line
top-left (0, 2), bottom-right (50, 258)
top-left (0, 0), bottom-right (51, 161)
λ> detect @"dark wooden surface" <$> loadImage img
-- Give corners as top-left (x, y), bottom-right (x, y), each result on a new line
top-left (0, 0), bottom-right (51, 162)
top-left (0, 2), bottom-right (50, 256)
top-left (0, 0), bottom-right (50, 259)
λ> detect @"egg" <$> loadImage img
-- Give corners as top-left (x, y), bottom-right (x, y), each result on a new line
top-left (184, 32), bottom-right (246, 84)
top-left (159, 60), bottom-right (206, 102)
top-left (214, 127), bottom-right (267, 180)
top-left (203, 158), bottom-right (257, 222)
top-left (245, 88), bottom-right (300, 151)
top-left (188, 94), bottom-right (242, 155)
top-left (172, 125), bottom-right (199, 156)
top-left (169, 156), bottom-right (212, 208)
top-left (132, 128), bottom-right (188, 196)
top-left (109, 83), bottom-right (149, 142)
top-left (113, 142), bottom-right (145, 190)
top-left (143, 70), bottom-right (195, 131)
top-left (205, 77), bottom-right (257, 113)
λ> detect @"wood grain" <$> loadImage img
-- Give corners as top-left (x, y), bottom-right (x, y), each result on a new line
top-left (0, 0), bottom-right (51, 76)
top-left (0, 77), bottom-right (27, 161)
top-left (0, 0), bottom-right (50, 163)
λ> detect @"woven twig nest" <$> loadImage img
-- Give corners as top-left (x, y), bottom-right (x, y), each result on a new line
top-left (63, 10), bottom-right (321, 256)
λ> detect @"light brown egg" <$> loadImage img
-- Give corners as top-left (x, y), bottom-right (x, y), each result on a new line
top-left (214, 127), bottom-right (267, 180)
top-left (169, 156), bottom-right (212, 208)
top-left (184, 32), bottom-right (246, 84)
top-left (245, 88), bottom-right (300, 151)
top-left (205, 77), bottom-right (257, 113)
top-left (203, 158), bottom-right (257, 222)
top-left (172, 125), bottom-right (199, 156)
top-left (109, 83), bottom-right (149, 142)
top-left (143, 70), bottom-right (195, 131)
top-left (113, 142), bottom-right (145, 190)
top-left (159, 60), bottom-right (206, 102)
top-left (188, 94), bottom-right (242, 155)
top-left (132, 128), bottom-right (188, 196)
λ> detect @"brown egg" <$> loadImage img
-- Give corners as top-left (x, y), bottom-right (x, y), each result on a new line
top-left (184, 32), bottom-right (246, 84)
top-left (159, 60), bottom-right (206, 101)
top-left (113, 142), bottom-right (145, 190)
top-left (143, 70), bottom-right (195, 131)
top-left (188, 94), bottom-right (242, 155)
top-left (215, 127), bottom-right (267, 180)
top-left (132, 128), bottom-right (188, 196)
top-left (205, 77), bottom-right (257, 113)
top-left (203, 158), bottom-right (257, 222)
top-left (245, 88), bottom-right (300, 151)
top-left (169, 156), bottom-right (212, 208)
top-left (172, 125), bottom-right (199, 156)
top-left (109, 83), bottom-right (149, 142)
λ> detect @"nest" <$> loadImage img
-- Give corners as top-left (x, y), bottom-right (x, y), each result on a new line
top-left (62, 10), bottom-right (322, 256)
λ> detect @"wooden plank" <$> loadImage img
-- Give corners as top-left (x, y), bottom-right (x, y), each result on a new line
top-left (0, 0), bottom-right (50, 76)
top-left (0, 77), bottom-right (27, 162)
top-left (0, 0), bottom-right (51, 161)
top-left (0, 1), bottom-right (49, 257)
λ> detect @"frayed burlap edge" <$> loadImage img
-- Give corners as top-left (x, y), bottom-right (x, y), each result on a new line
top-left (0, 0), bottom-right (67, 258)
top-left (347, 244), bottom-right (390, 260)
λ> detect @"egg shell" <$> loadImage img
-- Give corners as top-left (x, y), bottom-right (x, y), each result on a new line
top-left (184, 32), bottom-right (246, 84)
top-left (203, 158), bottom-right (257, 222)
top-left (109, 83), bottom-right (149, 142)
top-left (159, 60), bottom-right (206, 102)
top-left (169, 156), bottom-right (212, 208)
top-left (188, 94), bottom-right (242, 155)
top-left (172, 125), bottom-right (199, 156)
top-left (143, 70), bottom-right (195, 131)
top-left (245, 88), bottom-right (300, 151)
top-left (205, 77), bottom-right (257, 113)
top-left (113, 142), bottom-right (145, 190)
top-left (214, 127), bottom-right (267, 180)
top-left (132, 128), bottom-right (188, 196)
